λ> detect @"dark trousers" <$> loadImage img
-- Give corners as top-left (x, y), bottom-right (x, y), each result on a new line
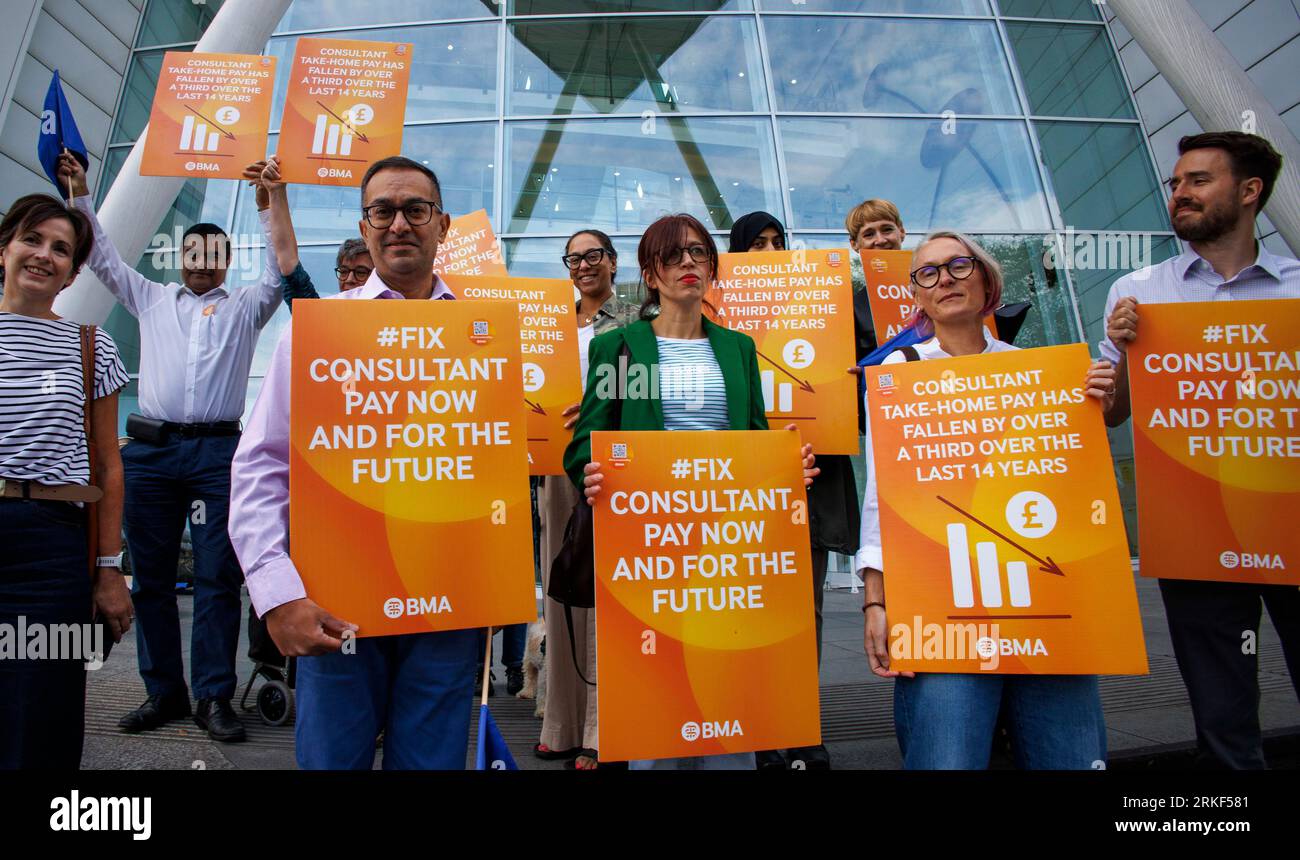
top-left (122, 434), bottom-right (243, 701)
top-left (478, 624), bottom-right (528, 671)
top-left (1159, 578), bottom-right (1300, 769)
top-left (0, 498), bottom-right (92, 770)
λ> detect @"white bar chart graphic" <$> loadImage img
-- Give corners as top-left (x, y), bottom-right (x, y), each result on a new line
top-left (179, 115), bottom-right (220, 153)
top-left (760, 370), bottom-right (793, 413)
top-left (311, 114), bottom-right (354, 156)
top-left (947, 522), bottom-right (1032, 609)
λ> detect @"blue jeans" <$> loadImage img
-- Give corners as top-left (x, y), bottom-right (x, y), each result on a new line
top-left (894, 673), bottom-right (1105, 769)
top-left (0, 498), bottom-right (91, 770)
top-left (477, 624), bottom-right (527, 671)
top-left (121, 435), bottom-right (243, 700)
top-left (295, 629), bottom-right (477, 769)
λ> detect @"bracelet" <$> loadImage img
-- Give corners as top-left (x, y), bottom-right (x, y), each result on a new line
top-left (861, 601), bottom-right (885, 613)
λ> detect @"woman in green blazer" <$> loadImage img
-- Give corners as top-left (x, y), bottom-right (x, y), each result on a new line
top-left (562, 213), bottom-right (817, 771)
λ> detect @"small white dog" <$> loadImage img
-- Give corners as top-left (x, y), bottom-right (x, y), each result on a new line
top-left (516, 620), bottom-right (547, 719)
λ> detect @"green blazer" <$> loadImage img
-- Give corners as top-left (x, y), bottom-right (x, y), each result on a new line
top-left (563, 317), bottom-right (769, 488)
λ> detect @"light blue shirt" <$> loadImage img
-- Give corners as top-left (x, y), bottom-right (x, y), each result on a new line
top-left (1098, 244), bottom-right (1300, 364)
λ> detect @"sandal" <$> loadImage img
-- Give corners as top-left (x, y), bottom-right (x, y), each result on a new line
top-left (533, 742), bottom-right (580, 761)
top-left (562, 748), bottom-right (600, 770)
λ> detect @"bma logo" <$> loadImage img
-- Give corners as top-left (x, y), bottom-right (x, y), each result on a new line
top-left (1221, 550), bottom-right (1285, 570)
top-left (383, 598), bottom-right (404, 618)
top-left (680, 719), bottom-right (743, 741)
top-left (316, 167), bottom-right (353, 179)
top-left (183, 161), bottom-right (220, 172)
top-left (998, 638), bottom-right (1048, 656)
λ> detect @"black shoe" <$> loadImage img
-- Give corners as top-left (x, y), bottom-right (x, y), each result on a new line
top-left (194, 697), bottom-right (247, 743)
top-left (787, 744), bottom-right (831, 770)
top-left (119, 691), bottom-right (191, 733)
top-left (755, 749), bottom-right (787, 771)
top-left (506, 666), bottom-right (524, 697)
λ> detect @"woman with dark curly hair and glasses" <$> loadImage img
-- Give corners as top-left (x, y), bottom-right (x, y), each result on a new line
top-left (535, 228), bottom-right (640, 770)
top-left (564, 213), bottom-right (818, 770)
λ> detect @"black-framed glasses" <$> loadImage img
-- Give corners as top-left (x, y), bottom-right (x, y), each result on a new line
top-left (335, 265), bottom-right (372, 282)
top-left (561, 248), bottom-right (611, 270)
top-left (361, 199), bottom-right (442, 229)
top-left (910, 256), bottom-right (980, 289)
top-left (660, 244), bottom-right (710, 266)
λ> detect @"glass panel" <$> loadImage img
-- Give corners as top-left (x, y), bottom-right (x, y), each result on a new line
top-left (504, 237), bottom-right (648, 307)
top-left (111, 51), bottom-right (168, 144)
top-left (759, 0), bottom-right (988, 12)
top-left (96, 147), bottom-right (130, 205)
top-left (508, 16), bottom-right (767, 116)
top-left (275, 0), bottom-right (500, 32)
top-left (1006, 22), bottom-right (1135, 119)
top-left (996, 0), bottom-right (1101, 21)
top-left (102, 305), bottom-right (139, 378)
top-left (765, 17), bottom-right (1020, 115)
top-left (1035, 121), bottom-right (1169, 231)
top-left (505, 117), bottom-right (782, 235)
top-left (266, 22), bottom-right (499, 129)
top-left (511, 1), bottom-right (751, 13)
top-left (978, 234), bottom-right (1075, 348)
top-left (137, 0), bottom-right (224, 47)
top-left (233, 124), bottom-right (495, 240)
top-left (780, 117), bottom-right (1050, 232)
top-left (134, 179), bottom-right (237, 251)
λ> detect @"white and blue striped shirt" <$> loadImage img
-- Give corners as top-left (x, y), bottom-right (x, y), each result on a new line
top-left (1098, 245), bottom-right (1300, 363)
top-left (656, 337), bottom-right (729, 431)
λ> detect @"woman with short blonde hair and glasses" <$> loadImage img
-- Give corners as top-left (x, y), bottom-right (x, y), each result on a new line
top-left (855, 230), bottom-right (1118, 769)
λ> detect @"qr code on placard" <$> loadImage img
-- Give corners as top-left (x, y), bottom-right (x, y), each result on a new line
top-left (472, 320), bottom-right (489, 336)
top-left (878, 373), bottom-right (894, 388)
top-left (611, 443), bottom-right (628, 459)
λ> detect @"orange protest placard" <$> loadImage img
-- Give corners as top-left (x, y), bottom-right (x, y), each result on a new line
top-left (140, 52), bottom-right (276, 180)
top-left (864, 344), bottom-right (1147, 674)
top-left (433, 210), bottom-right (507, 277)
top-left (858, 248), bottom-right (996, 343)
top-left (591, 429), bottom-right (820, 761)
top-left (288, 299), bottom-right (536, 636)
top-left (443, 275), bottom-right (581, 475)
top-left (1128, 299), bottom-right (1300, 585)
top-left (709, 249), bottom-right (858, 454)
top-left (278, 37), bottom-right (412, 187)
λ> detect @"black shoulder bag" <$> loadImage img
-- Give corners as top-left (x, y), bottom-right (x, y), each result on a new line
top-left (545, 340), bottom-right (630, 685)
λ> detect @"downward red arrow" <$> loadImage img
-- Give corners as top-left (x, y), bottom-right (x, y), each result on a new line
top-left (936, 495), bottom-right (1065, 577)
top-left (525, 399), bottom-right (546, 416)
top-left (184, 105), bottom-right (237, 141)
top-left (755, 349), bottom-right (815, 394)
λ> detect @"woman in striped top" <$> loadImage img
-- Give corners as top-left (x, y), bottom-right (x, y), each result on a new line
top-left (564, 213), bottom-right (818, 770)
top-left (0, 194), bottom-right (133, 770)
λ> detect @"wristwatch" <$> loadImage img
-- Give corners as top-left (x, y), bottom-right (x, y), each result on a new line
top-left (96, 553), bottom-right (124, 570)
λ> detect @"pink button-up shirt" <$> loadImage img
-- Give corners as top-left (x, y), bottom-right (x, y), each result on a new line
top-left (229, 272), bottom-right (455, 617)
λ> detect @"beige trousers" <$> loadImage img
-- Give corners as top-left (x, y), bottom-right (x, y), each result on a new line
top-left (537, 475), bottom-right (599, 753)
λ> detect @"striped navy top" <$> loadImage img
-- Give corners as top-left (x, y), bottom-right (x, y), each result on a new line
top-left (0, 313), bottom-right (130, 486)
top-left (656, 337), bottom-right (729, 431)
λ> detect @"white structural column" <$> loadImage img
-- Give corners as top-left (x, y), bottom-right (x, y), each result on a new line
top-left (1108, 0), bottom-right (1300, 256)
top-left (54, 0), bottom-right (293, 324)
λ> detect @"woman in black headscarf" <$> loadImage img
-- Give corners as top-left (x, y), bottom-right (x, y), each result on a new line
top-left (728, 211), bottom-right (859, 771)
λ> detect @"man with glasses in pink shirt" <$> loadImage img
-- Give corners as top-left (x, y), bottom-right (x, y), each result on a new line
top-left (229, 155), bottom-right (478, 769)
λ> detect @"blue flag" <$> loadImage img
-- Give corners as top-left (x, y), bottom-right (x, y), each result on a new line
top-left (475, 704), bottom-right (518, 770)
top-left (38, 70), bottom-right (89, 194)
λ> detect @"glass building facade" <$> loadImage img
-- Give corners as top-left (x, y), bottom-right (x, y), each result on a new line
top-left (100, 0), bottom-right (1180, 552)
